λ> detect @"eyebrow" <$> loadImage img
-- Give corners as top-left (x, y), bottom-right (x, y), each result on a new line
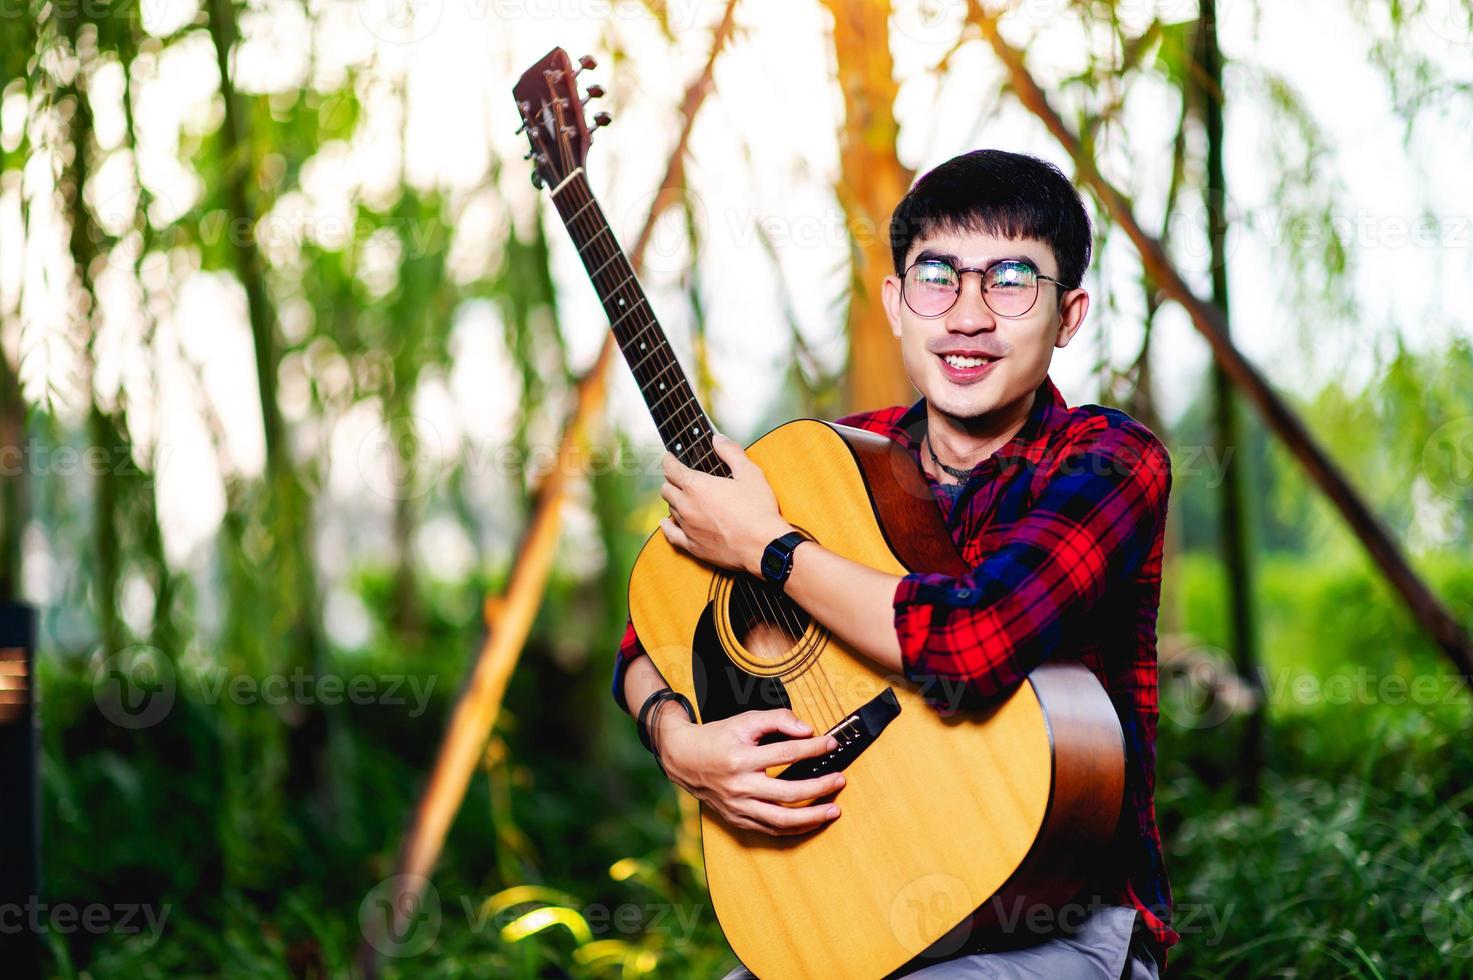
top-left (913, 250), bottom-right (1038, 270)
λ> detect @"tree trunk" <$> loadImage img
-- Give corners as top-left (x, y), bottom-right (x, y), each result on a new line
top-left (206, 0), bottom-right (327, 793)
top-left (1196, 0), bottom-right (1264, 801)
top-left (823, 0), bottom-right (915, 413)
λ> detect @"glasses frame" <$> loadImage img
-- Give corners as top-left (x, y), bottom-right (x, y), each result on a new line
top-left (899, 257), bottom-right (1071, 319)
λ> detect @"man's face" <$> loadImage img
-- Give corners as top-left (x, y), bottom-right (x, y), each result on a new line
top-left (882, 228), bottom-right (1088, 423)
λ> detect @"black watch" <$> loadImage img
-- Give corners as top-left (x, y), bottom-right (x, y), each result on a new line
top-left (760, 530), bottom-right (812, 592)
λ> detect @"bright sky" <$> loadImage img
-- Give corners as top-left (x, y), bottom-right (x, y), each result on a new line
top-left (4, 0), bottom-right (1470, 618)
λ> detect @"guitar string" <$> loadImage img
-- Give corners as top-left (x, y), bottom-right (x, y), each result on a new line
top-left (536, 90), bottom-right (850, 735)
top-left (547, 179), bottom-right (816, 681)
top-left (528, 97), bottom-right (838, 728)
top-left (555, 178), bottom-right (849, 735)
top-left (551, 177), bottom-right (847, 734)
top-left (551, 171), bottom-right (847, 733)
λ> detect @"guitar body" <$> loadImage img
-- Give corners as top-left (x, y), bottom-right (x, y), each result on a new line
top-left (628, 420), bottom-right (1126, 979)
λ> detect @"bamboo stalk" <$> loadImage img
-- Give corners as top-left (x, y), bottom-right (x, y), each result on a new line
top-left (967, 1), bottom-right (1473, 681)
top-left (359, 6), bottom-right (741, 972)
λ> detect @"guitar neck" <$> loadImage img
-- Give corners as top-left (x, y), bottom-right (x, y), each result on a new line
top-left (546, 170), bottom-right (728, 477)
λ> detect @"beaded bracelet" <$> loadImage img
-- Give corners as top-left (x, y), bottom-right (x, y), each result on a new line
top-left (636, 688), bottom-right (696, 774)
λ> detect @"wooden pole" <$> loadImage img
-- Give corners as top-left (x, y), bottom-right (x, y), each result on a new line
top-left (967, 2), bottom-right (1473, 681)
top-left (358, 6), bottom-right (741, 972)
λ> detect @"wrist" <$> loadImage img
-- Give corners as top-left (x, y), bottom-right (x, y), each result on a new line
top-left (748, 521), bottom-right (797, 577)
top-left (652, 704), bottom-right (696, 781)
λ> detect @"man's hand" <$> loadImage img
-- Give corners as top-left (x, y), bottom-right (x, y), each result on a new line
top-left (656, 706), bottom-right (846, 837)
top-left (659, 434), bottom-right (794, 575)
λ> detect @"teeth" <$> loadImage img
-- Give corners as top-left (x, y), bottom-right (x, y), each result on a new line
top-left (943, 354), bottom-right (991, 369)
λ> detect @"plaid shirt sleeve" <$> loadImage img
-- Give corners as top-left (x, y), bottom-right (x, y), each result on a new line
top-left (612, 618), bottom-right (645, 714)
top-left (893, 420), bottom-right (1172, 713)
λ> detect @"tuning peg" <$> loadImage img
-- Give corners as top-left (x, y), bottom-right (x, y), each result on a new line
top-left (583, 84), bottom-right (605, 101)
top-left (591, 110), bottom-right (612, 131)
top-left (577, 54), bottom-right (597, 73)
top-left (531, 171), bottom-right (544, 190)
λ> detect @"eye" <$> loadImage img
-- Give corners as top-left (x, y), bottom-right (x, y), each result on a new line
top-left (986, 260), bottom-right (1036, 290)
top-left (910, 261), bottom-right (959, 288)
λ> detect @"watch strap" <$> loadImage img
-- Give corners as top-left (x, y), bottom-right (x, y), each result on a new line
top-left (761, 530), bottom-right (812, 589)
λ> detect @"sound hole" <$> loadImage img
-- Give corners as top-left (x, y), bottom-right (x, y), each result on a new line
top-left (727, 577), bottom-right (811, 663)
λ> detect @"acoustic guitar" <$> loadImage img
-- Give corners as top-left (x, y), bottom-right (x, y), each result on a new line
top-left (514, 48), bottom-right (1126, 980)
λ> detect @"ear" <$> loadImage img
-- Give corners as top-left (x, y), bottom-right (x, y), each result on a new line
top-left (882, 274), bottom-right (904, 339)
top-left (1054, 288), bottom-right (1089, 349)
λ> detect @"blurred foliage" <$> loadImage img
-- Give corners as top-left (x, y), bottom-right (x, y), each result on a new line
top-left (2, 0), bottom-right (1472, 978)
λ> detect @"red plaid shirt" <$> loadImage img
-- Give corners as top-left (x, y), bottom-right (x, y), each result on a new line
top-left (613, 374), bottom-right (1179, 966)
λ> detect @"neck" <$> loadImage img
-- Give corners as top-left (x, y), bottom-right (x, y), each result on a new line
top-left (924, 387), bottom-right (1038, 482)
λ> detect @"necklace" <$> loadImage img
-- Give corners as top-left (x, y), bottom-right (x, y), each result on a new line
top-left (925, 432), bottom-right (976, 483)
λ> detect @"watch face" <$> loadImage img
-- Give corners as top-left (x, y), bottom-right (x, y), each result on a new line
top-left (761, 548), bottom-right (785, 581)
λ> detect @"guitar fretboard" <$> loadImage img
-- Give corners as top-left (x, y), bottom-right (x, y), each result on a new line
top-left (547, 171), bottom-right (728, 477)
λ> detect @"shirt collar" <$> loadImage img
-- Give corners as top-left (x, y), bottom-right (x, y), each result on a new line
top-left (890, 374), bottom-right (1069, 471)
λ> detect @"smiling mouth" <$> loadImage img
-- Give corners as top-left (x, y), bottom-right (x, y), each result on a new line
top-left (938, 353), bottom-right (999, 369)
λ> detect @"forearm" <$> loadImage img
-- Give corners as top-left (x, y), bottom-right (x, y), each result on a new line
top-left (620, 650), bottom-right (673, 717)
top-left (781, 541), bottom-right (904, 674)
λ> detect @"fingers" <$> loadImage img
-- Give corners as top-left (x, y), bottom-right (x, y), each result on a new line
top-left (711, 433), bottom-right (756, 476)
top-left (750, 733), bottom-right (840, 770)
top-left (739, 798), bottom-right (841, 836)
top-left (740, 708), bottom-right (813, 740)
top-left (659, 481), bottom-right (685, 515)
top-left (745, 770), bottom-right (847, 805)
top-left (662, 451), bottom-right (692, 489)
top-left (659, 517), bottom-right (691, 551)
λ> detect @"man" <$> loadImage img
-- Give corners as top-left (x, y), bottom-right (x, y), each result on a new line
top-left (611, 149), bottom-right (1179, 978)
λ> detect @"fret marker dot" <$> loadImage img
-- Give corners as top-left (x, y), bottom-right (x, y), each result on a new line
top-left (658, 383), bottom-right (665, 390)
top-left (675, 442), bottom-right (682, 451)
top-left (640, 342), bottom-right (646, 350)
top-left (618, 298), bottom-right (625, 306)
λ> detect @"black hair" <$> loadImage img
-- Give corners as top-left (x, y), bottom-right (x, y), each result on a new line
top-left (889, 149), bottom-right (1093, 289)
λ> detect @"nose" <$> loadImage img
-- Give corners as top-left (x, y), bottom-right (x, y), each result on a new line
top-left (946, 270), bottom-right (998, 334)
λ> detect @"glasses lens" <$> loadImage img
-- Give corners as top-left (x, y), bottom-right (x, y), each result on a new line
top-left (904, 261), bottom-right (960, 316)
top-left (983, 261), bottom-right (1038, 317)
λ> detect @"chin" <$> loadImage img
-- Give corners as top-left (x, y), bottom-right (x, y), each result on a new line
top-left (922, 368), bottom-right (1008, 420)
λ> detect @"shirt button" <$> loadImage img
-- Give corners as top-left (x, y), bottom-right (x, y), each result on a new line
top-left (951, 587), bottom-right (974, 602)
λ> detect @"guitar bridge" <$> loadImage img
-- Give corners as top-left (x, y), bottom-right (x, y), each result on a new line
top-left (776, 688), bottom-right (901, 781)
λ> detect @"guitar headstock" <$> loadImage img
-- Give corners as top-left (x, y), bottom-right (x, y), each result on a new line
top-left (512, 48), bottom-right (611, 191)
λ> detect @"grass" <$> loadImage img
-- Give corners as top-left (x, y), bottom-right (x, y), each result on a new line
top-left (27, 552), bottom-right (1473, 978)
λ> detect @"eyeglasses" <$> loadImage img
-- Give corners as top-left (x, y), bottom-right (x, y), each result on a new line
top-left (900, 258), bottom-right (1069, 319)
